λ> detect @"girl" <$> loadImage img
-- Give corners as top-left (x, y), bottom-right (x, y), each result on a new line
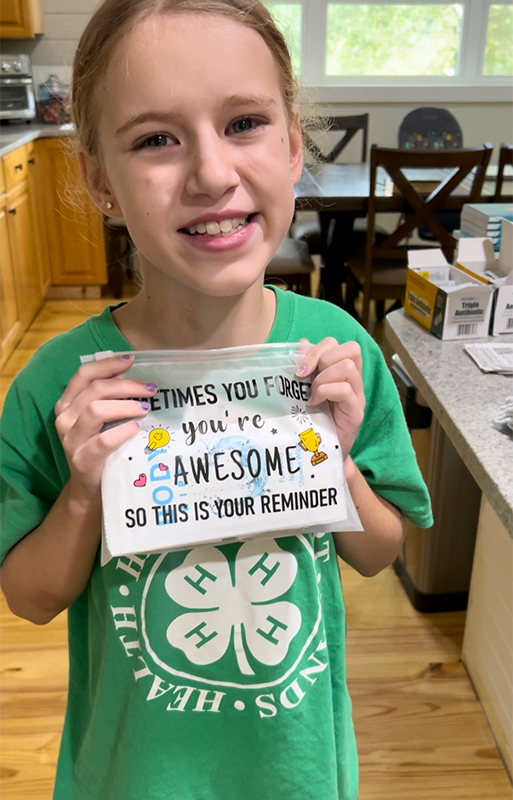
top-left (0, 1), bottom-right (432, 798)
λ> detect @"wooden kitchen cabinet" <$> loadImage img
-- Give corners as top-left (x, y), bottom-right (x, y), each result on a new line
top-left (26, 140), bottom-right (51, 295)
top-left (6, 179), bottom-right (45, 328)
top-left (0, 0), bottom-right (44, 38)
top-left (0, 137), bottom-right (108, 366)
top-left (39, 138), bottom-right (108, 286)
top-left (0, 143), bottom-right (46, 366)
top-left (0, 197), bottom-right (23, 367)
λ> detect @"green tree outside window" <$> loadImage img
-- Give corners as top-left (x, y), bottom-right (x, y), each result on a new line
top-left (326, 4), bottom-right (463, 77)
top-left (483, 4), bottom-right (513, 75)
top-left (265, 3), bottom-right (302, 75)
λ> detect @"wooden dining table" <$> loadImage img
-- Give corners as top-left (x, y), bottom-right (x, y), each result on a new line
top-left (295, 161), bottom-right (512, 212)
top-left (294, 162), bottom-right (512, 306)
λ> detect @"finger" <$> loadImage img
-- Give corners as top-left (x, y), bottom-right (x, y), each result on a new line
top-left (308, 360), bottom-right (365, 407)
top-left (55, 378), bottom-right (158, 434)
top-left (295, 337), bottom-right (339, 378)
top-left (59, 399), bottom-right (151, 453)
top-left (55, 353), bottom-right (136, 415)
top-left (69, 419), bottom-right (143, 475)
top-left (313, 342), bottom-right (363, 378)
top-left (309, 381), bottom-right (365, 424)
top-left (296, 339), bottom-right (363, 380)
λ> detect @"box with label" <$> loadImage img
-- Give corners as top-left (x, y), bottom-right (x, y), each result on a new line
top-left (404, 249), bottom-right (494, 340)
top-left (455, 219), bottom-right (513, 335)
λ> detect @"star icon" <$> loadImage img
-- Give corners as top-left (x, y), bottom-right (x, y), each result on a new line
top-left (271, 428), bottom-right (278, 435)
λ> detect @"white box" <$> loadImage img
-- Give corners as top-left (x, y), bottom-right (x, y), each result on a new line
top-left (404, 249), bottom-right (494, 340)
top-left (455, 219), bottom-right (513, 335)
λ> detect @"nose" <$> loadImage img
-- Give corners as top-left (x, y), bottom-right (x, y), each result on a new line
top-left (184, 130), bottom-right (241, 200)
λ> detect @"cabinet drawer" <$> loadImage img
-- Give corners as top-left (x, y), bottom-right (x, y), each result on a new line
top-left (3, 146), bottom-right (28, 191)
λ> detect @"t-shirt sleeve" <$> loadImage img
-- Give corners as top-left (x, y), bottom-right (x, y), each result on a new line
top-left (349, 330), bottom-right (433, 529)
top-left (1, 367), bottom-right (69, 564)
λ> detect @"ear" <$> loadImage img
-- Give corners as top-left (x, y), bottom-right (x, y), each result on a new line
top-left (288, 107), bottom-right (304, 185)
top-left (78, 149), bottom-right (120, 216)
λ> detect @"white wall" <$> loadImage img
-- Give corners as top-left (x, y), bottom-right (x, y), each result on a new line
top-left (305, 102), bottom-right (513, 165)
top-left (1, 0), bottom-right (512, 157)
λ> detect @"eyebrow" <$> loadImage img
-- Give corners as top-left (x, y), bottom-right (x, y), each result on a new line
top-left (114, 94), bottom-right (278, 138)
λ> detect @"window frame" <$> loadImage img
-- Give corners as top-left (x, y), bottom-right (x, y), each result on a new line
top-left (266, 0), bottom-right (513, 102)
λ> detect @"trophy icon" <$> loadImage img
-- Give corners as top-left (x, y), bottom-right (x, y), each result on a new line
top-left (298, 428), bottom-right (328, 466)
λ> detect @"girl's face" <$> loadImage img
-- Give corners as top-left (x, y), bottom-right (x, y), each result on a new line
top-left (86, 12), bottom-right (303, 298)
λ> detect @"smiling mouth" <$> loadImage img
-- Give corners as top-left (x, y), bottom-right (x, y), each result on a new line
top-left (180, 214), bottom-right (255, 238)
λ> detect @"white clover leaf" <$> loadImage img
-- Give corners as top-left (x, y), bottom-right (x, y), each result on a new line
top-left (165, 540), bottom-right (301, 675)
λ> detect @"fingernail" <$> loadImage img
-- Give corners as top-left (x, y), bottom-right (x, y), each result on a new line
top-left (140, 401), bottom-right (151, 410)
top-left (134, 420), bottom-right (142, 428)
top-left (121, 353), bottom-right (133, 360)
top-left (305, 386), bottom-right (312, 398)
top-left (296, 364), bottom-right (308, 377)
top-left (146, 383), bottom-right (158, 391)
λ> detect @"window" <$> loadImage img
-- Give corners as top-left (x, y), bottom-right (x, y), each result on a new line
top-left (483, 4), bottom-right (513, 75)
top-left (325, 4), bottom-right (463, 77)
top-left (265, 0), bottom-right (512, 98)
top-left (266, 3), bottom-right (303, 74)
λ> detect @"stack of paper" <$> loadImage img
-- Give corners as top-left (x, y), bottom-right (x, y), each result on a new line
top-left (465, 342), bottom-right (513, 373)
top-left (460, 203), bottom-right (513, 252)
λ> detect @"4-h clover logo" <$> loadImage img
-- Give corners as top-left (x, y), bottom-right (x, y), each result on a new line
top-left (164, 539), bottom-right (301, 676)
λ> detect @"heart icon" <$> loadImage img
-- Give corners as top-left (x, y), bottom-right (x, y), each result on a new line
top-left (158, 463), bottom-right (169, 472)
top-left (133, 473), bottom-right (147, 487)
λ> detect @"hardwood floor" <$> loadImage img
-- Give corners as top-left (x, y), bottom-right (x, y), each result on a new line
top-left (1, 291), bottom-right (512, 799)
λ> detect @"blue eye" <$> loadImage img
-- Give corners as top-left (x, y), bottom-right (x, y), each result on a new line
top-left (230, 117), bottom-right (262, 134)
top-left (142, 134), bottom-right (172, 149)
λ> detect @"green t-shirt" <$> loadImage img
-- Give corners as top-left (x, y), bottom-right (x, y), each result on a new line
top-left (1, 288), bottom-right (432, 800)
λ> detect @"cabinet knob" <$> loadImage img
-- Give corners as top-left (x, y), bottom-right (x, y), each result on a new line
top-left (8, 208), bottom-right (16, 215)
top-left (14, 163), bottom-right (23, 171)
top-left (28, 158), bottom-right (35, 165)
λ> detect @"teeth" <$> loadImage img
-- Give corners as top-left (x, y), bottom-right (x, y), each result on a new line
top-left (185, 216), bottom-right (248, 236)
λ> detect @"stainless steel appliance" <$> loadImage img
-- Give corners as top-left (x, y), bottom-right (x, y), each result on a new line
top-left (0, 55), bottom-right (36, 121)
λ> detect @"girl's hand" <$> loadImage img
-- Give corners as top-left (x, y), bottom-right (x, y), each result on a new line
top-left (54, 354), bottom-right (157, 499)
top-left (295, 338), bottom-right (365, 463)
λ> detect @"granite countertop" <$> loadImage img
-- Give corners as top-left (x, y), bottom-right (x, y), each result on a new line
top-left (385, 309), bottom-right (513, 535)
top-left (0, 122), bottom-right (74, 157)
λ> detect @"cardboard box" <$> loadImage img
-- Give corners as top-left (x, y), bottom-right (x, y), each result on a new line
top-left (455, 219), bottom-right (513, 335)
top-left (404, 249), bottom-right (494, 340)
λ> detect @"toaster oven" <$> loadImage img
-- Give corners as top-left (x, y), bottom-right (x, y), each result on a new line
top-left (0, 55), bottom-right (36, 121)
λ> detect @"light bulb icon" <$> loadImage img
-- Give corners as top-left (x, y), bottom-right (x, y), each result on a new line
top-left (144, 428), bottom-right (171, 454)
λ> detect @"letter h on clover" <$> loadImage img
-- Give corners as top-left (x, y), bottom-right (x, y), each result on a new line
top-left (164, 541), bottom-right (301, 676)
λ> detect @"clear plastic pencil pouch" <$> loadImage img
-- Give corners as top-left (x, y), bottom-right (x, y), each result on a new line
top-left (81, 343), bottom-right (362, 560)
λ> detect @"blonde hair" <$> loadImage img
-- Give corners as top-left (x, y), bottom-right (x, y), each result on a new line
top-left (72, 0), bottom-right (299, 158)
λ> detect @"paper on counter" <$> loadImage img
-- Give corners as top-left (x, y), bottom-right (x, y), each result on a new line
top-left (465, 342), bottom-right (513, 373)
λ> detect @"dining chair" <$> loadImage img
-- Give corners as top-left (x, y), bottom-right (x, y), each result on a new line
top-left (294, 113), bottom-right (370, 257)
top-left (493, 143), bottom-right (513, 202)
top-left (399, 107), bottom-right (465, 241)
top-left (303, 113), bottom-right (369, 165)
top-left (265, 236), bottom-right (316, 296)
top-left (345, 144), bottom-right (493, 329)
top-left (398, 106), bottom-right (463, 151)
top-left (103, 215), bottom-right (134, 298)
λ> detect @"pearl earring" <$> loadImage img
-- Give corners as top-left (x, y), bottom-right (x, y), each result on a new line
top-left (106, 202), bottom-right (113, 210)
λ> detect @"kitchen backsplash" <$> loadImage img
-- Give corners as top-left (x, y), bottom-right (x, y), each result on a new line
top-left (0, 0), bottom-right (93, 67)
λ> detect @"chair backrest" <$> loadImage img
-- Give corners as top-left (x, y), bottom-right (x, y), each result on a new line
top-left (304, 113), bottom-right (368, 164)
top-left (493, 143), bottom-right (513, 202)
top-left (366, 144), bottom-right (492, 264)
top-left (398, 107), bottom-right (463, 151)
